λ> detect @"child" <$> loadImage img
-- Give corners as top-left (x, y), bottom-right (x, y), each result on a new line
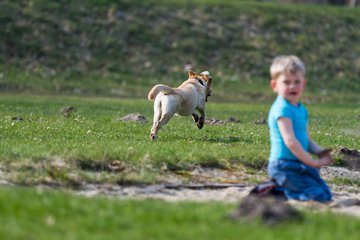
top-left (267, 55), bottom-right (333, 202)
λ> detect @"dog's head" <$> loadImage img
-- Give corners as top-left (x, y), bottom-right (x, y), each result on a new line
top-left (188, 70), bottom-right (213, 101)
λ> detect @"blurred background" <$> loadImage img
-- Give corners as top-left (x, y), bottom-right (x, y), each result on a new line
top-left (275, 0), bottom-right (358, 6)
top-left (1, 0), bottom-right (359, 102)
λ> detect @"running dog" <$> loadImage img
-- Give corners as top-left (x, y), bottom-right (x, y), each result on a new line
top-left (148, 70), bottom-right (213, 140)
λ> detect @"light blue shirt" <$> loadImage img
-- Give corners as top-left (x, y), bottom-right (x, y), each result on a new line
top-left (268, 96), bottom-right (309, 163)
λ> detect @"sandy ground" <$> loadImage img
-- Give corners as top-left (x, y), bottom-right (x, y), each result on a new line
top-left (1, 166), bottom-right (360, 218)
top-left (71, 166), bottom-right (360, 218)
top-left (73, 181), bottom-right (360, 218)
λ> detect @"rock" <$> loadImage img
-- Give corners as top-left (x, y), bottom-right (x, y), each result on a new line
top-left (108, 160), bottom-right (126, 172)
top-left (254, 117), bottom-right (267, 125)
top-left (117, 113), bottom-right (148, 123)
top-left (60, 106), bottom-right (76, 117)
top-left (11, 116), bottom-right (24, 121)
top-left (205, 117), bottom-right (241, 125)
top-left (226, 117), bottom-right (241, 123)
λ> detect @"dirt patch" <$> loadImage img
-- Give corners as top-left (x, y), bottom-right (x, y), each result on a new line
top-left (76, 159), bottom-right (128, 173)
top-left (0, 169), bottom-right (11, 186)
top-left (2, 169), bottom-right (360, 218)
top-left (321, 166), bottom-right (360, 182)
top-left (229, 196), bottom-right (303, 226)
top-left (2, 158), bottom-right (360, 218)
top-left (166, 165), bottom-right (267, 184)
top-left (71, 164), bottom-right (360, 218)
top-left (330, 198), bottom-right (360, 208)
top-left (76, 183), bottom-right (252, 202)
top-left (76, 160), bottom-right (109, 172)
top-left (337, 147), bottom-right (360, 170)
top-left (205, 117), bottom-right (241, 125)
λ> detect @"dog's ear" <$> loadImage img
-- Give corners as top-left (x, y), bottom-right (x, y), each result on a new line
top-left (188, 70), bottom-right (197, 78)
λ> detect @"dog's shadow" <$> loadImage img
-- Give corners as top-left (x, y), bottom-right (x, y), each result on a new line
top-left (202, 136), bottom-right (241, 143)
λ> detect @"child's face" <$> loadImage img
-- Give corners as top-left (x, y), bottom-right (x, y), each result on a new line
top-left (271, 71), bottom-right (306, 105)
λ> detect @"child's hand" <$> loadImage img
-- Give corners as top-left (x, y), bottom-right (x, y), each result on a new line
top-left (317, 148), bottom-right (332, 158)
top-left (317, 155), bottom-right (334, 168)
top-left (312, 148), bottom-right (334, 168)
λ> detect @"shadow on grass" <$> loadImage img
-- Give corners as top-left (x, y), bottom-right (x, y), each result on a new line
top-left (203, 136), bottom-right (242, 143)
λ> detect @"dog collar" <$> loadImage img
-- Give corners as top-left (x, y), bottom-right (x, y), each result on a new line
top-left (195, 78), bottom-right (205, 86)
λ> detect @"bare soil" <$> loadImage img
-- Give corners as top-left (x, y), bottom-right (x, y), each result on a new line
top-left (1, 147), bottom-right (360, 218)
top-left (63, 164), bottom-right (360, 218)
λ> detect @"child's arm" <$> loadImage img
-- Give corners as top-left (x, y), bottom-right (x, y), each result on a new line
top-left (277, 118), bottom-right (332, 168)
top-left (308, 137), bottom-right (323, 156)
top-left (307, 130), bottom-right (334, 160)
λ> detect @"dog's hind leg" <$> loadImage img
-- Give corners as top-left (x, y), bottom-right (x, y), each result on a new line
top-left (150, 112), bottom-right (174, 140)
top-left (150, 96), bottom-right (177, 140)
top-left (150, 98), bottom-right (162, 140)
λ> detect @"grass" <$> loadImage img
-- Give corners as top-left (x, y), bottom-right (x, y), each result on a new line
top-left (329, 177), bottom-right (360, 187)
top-left (1, 186), bottom-right (360, 240)
top-left (0, 94), bottom-right (358, 186)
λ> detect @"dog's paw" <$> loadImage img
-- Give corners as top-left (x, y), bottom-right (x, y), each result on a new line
top-left (150, 133), bottom-right (156, 140)
top-left (197, 117), bottom-right (204, 129)
top-left (192, 114), bottom-right (199, 123)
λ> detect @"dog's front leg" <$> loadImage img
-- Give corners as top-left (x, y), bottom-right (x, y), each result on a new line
top-left (192, 113), bottom-right (199, 123)
top-left (197, 108), bottom-right (205, 129)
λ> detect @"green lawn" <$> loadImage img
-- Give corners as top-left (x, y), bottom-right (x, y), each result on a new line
top-left (1, 186), bottom-right (360, 240)
top-left (0, 94), bottom-right (358, 186)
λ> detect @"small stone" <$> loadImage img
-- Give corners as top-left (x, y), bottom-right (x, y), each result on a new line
top-left (116, 113), bottom-right (148, 123)
top-left (60, 106), bottom-right (76, 117)
top-left (108, 160), bottom-right (126, 172)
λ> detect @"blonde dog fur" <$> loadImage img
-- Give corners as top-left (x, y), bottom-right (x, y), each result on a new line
top-left (148, 70), bottom-right (213, 140)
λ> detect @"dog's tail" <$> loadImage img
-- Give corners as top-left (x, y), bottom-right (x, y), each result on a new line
top-left (148, 84), bottom-right (176, 100)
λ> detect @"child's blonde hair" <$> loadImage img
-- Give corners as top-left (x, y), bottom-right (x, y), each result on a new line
top-left (270, 55), bottom-right (305, 80)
